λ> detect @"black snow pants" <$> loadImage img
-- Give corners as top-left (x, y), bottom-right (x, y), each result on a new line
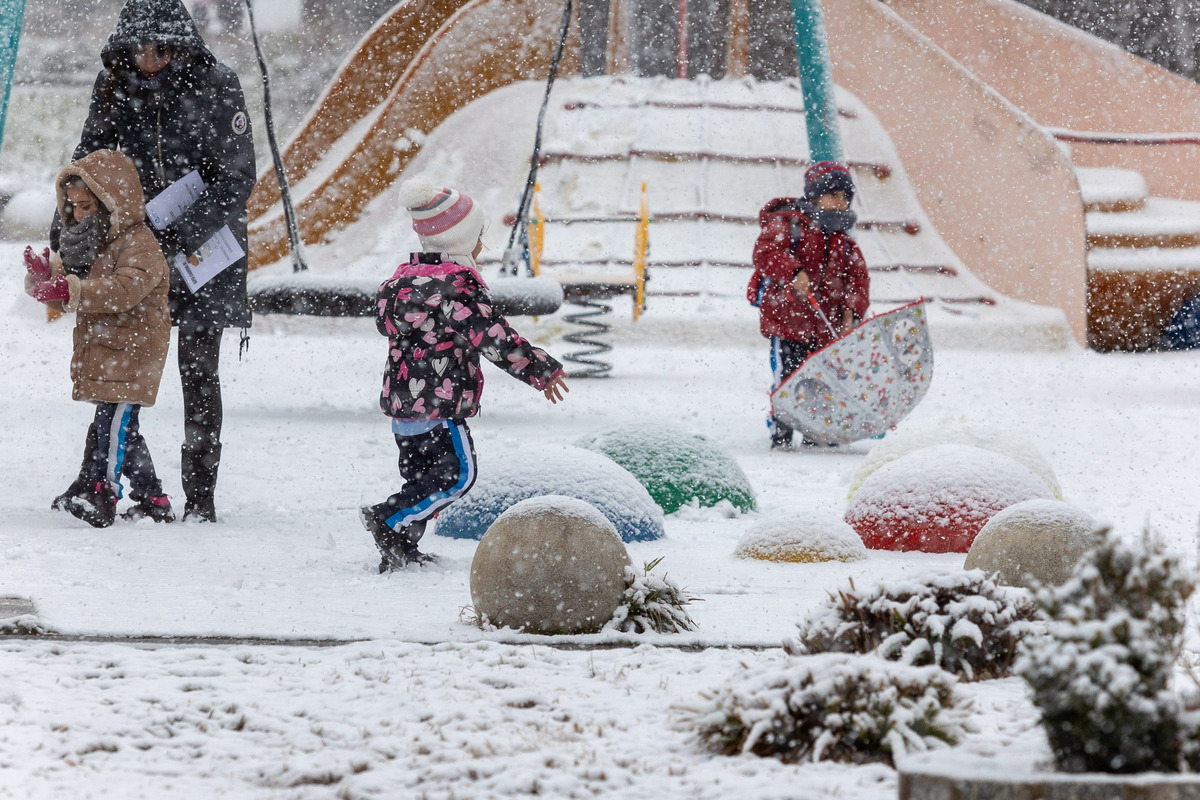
top-left (768, 336), bottom-right (817, 445)
top-left (178, 323), bottom-right (224, 509)
top-left (81, 402), bottom-right (164, 500)
top-left (370, 421), bottom-right (478, 536)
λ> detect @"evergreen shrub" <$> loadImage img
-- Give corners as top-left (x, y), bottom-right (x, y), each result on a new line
top-left (1017, 525), bottom-right (1196, 774)
top-left (789, 570), bottom-right (1041, 681)
top-left (694, 653), bottom-right (965, 765)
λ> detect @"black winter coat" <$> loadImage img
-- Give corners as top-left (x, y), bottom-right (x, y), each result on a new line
top-left (69, 0), bottom-right (256, 328)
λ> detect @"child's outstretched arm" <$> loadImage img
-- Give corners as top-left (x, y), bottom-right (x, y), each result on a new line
top-left (456, 287), bottom-right (565, 393)
top-left (543, 373), bottom-right (570, 404)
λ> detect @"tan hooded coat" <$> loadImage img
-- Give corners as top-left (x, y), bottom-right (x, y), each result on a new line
top-left (47, 150), bottom-right (171, 405)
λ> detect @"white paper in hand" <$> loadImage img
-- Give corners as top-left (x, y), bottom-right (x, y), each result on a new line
top-left (175, 225), bottom-right (244, 293)
top-left (146, 170), bottom-right (205, 230)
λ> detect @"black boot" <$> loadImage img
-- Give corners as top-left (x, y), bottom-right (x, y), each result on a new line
top-left (181, 444), bottom-right (221, 523)
top-left (398, 519), bottom-right (436, 566)
top-left (65, 482), bottom-right (117, 529)
top-left (51, 477), bottom-right (92, 511)
top-left (122, 494), bottom-right (177, 523)
top-left (53, 422), bottom-right (99, 510)
top-left (360, 508), bottom-right (435, 572)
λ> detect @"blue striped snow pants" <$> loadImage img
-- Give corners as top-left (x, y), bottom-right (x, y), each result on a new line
top-left (84, 402), bottom-right (164, 500)
top-left (371, 420), bottom-right (477, 532)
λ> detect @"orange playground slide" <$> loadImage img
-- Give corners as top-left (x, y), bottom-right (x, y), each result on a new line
top-left (247, 0), bottom-right (579, 268)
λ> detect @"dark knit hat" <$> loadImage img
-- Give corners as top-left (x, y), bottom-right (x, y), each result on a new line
top-left (803, 161), bottom-right (855, 203)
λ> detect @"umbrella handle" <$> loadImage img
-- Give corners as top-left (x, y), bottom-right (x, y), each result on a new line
top-left (806, 290), bottom-right (840, 338)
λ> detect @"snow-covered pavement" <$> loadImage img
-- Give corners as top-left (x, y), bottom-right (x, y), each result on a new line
top-left (4, 240), bottom-right (1200, 794)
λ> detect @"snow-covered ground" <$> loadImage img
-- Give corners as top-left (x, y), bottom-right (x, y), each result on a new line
top-left (4, 228), bottom-right (1200, 794)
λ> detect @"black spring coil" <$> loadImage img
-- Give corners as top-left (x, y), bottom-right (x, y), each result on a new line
top-left (562, 298), bottom-right (614, 378)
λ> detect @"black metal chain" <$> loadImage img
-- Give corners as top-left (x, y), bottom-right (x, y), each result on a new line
top-left (244, 0), bottom-right (307, 272)
top-left (503, 0), bottom-right (574, 276)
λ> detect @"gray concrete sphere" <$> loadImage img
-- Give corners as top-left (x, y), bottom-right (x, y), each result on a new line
top-left (1, 189), bottom-right (56, 241)
top-left (964, 499), bottom-right (1098, 588)
top-left (470, 495), bottom-right (633, 634)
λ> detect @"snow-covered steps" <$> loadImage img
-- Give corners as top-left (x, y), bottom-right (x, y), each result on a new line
top-left (1080, 166), bottom-right (1200, 349)
top-left (479, 75), bottom-right (1069, 347)
top-left (1086, 197), bottom-right (1200, 249)
top-left (1076, 166), bottom-right (1146, 213)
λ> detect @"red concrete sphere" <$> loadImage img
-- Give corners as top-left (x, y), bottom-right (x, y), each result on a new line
top-left (845, 444), bottom-right (1056, 553)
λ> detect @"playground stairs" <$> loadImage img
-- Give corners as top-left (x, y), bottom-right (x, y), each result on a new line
top-left (246, 75), bottom-right (1073, 355)
top-left (477, 76), bottom-right (1068, 350)
top-left (1079, 166), bottom-right (1200, 351)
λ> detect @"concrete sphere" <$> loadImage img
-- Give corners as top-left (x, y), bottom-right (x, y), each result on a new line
top-left (845, 444), bottom-right (1055, 553)
top-left (734, 512), bottom-right (866, 563)
top-left (1, 189), bottom-right (56, 241)
top-left (470, 495), bottom-right (632, 634)
top-left (964, 499), bottom-right (1098, 588)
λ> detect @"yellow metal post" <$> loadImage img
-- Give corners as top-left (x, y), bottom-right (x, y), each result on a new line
top-left (633, 181), bottom-right (648, 321)
top-left (530, 182), bottom-right (544, 277)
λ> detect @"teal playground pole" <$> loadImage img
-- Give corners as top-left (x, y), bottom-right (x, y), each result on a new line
top-left (0, 0), bottom-right (26, 156)
top-left (788, 0), bottom-right (843, 164)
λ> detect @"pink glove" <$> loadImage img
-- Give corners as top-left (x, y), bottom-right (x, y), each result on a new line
top-left (32, 274), bottom-right (70, 304)
top-left (24, 246), bottom-right (51, 283)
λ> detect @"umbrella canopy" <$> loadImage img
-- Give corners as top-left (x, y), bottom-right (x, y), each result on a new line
top-left (771, 300), bottom-right (933, 446)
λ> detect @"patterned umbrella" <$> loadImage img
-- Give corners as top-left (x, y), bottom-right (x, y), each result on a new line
top-left (771, 300), bottom-right (933, 446)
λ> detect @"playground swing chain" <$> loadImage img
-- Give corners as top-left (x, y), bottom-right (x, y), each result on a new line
top-left (502, 0), bottom-right (574, 277)
top-left (499, 0), bottom-right (615, 379)
top-left (244, 0), bottom-right (308, 272)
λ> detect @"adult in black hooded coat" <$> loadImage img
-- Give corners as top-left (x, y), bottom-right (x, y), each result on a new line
top-left (55, 0), bottom-right (256, 523)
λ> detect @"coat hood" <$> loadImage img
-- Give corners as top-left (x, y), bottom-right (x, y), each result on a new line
top-left (758, 196), bottom-right (817, 228)
top-left (758, 196), bottom-right (856, 234)
top-left (56, 150), bottom-right (147, 242)
top-left (101, 0), bottom-right (213, 67)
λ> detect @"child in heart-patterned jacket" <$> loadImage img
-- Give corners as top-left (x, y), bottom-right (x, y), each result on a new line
top-left (360, 177), bottom-right (569, 573)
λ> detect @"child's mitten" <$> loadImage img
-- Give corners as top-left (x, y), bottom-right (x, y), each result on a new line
top-left (32, 274), bottom-right (69, 304)
top-left (24, 246), bottom-right (51, 283)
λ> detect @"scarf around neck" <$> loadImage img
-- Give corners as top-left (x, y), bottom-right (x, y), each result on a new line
top-left (59, 212), bottom-right (107, 276)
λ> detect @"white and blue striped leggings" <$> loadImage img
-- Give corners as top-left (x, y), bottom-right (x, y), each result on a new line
top-left (86, 402), bottom-right (164, 500)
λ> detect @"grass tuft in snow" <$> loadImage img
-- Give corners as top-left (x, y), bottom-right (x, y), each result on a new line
top-left (459, 605), bottom-right (497, 632)
top-left (788, 571), bottom-right (1041, 681)
top-left (605, 557), bottom-right (699, 634)
top-left (0, 615), bottom-right (53, 636)
top-left (1017, 524), bottom-right (1196, 774)
top-left (693, 653), bottom-right (967, 765)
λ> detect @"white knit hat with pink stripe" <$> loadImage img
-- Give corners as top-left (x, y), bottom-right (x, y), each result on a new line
top-left (397, 176), bottom-right (485, 256)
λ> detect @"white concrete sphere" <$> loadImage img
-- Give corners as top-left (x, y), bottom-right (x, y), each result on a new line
top-left (964, 499), bottom-right (1098, 588)
top-left (470, 495), bottom-right (632, 634)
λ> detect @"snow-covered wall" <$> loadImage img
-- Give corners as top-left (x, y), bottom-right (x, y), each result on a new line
top-left (821, 0), bottom-right (1089, 345)
top-left (886, 0), bottom-right (1200, 206)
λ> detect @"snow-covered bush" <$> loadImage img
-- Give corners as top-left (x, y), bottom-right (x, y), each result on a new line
top-left (575, 423), bottom-right (756, 514)
top-left (734, 511), bottom-right (866, 563)
top-left (606, 557), bottom-right (699, 634)
top-left (789, 571), bottom-right (1041, 681)
top-left (694, 653), bottom-right (966, 765)
top-left (1016, 525), bottom-right (1195, 774)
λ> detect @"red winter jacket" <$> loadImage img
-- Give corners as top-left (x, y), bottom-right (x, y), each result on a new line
top-left (748, 198), bottom-right (870, 347)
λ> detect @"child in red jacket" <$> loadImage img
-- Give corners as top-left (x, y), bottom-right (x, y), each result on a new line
top-left (748, 161), bottom-right (870, 449)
